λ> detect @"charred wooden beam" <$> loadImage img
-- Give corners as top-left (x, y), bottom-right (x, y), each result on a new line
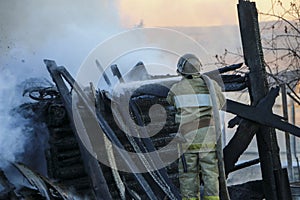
top-left (45, 59), bottom-right (112, 200)
top-left (238, 1), bottom-right (292, 199)
top-left (0, 169), bottom-right (17, 199)
top-left (224, 87), bottom-right (300, 174)
top-left (231, 158), bottom-right (260, 173)
top-left (224, 119), bottom-right (259, 175)
top-left (205, 63), bottom-right (243, 77)
top-left (111, 64), bottom-right (124, 83)
top-left (224, 88), bottom-right (300, 136)
top-left (45, 60), bottom-right (164, 200)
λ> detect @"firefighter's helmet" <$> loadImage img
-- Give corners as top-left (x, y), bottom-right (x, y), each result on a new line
top-left (177, 53), bottom-right (202, 75)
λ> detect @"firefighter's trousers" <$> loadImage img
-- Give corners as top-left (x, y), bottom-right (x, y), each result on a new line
top-left (179, 127), bottom-right (220, 200)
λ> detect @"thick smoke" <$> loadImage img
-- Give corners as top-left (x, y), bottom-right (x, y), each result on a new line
top-left (0, 70), bottom-right (30, 166)
top-left (0, 0), bottom-right (123, 171)
top-left (0, 0), bottom-right (122, 75)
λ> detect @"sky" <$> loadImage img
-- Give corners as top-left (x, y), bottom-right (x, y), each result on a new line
top-left (0, 0), bottom-right (292, 70)
top-left (118, 0), bottom-right (292, 27)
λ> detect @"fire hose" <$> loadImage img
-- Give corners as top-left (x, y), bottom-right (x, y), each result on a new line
top-left (202, 75), bottom-right (230, 200)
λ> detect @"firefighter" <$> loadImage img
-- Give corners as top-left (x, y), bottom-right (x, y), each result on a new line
top-left (167, 53), bottom-right (225, 200)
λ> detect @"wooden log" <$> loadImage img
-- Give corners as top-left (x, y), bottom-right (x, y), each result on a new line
top-left (223, 119), bottom-right (259, 175)
top-left (237, 1), bottom-right (292, 199)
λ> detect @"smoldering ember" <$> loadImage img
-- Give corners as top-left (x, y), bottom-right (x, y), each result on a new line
top-left (1, 1), bottom-right (300, 200)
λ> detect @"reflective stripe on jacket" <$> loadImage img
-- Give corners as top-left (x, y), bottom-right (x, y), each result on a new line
top-left (167, 75), bottom-right (225, 127)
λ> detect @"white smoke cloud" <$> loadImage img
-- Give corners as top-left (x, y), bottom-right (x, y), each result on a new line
top-left (0, 69), bottom-right (35, 169)
top-left (0, 0), bottom-right (123, 76)
top-left (0, 0), bottom-right (123, 171)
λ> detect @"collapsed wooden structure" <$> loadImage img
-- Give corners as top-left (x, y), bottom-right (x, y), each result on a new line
top-left (1, 1), bottom-right (300, 199)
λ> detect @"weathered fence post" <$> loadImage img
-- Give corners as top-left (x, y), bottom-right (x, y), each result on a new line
top-left (281, 84), bottom-right (294, 181)
top-left (237, 1), bottom-right (292, 199)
